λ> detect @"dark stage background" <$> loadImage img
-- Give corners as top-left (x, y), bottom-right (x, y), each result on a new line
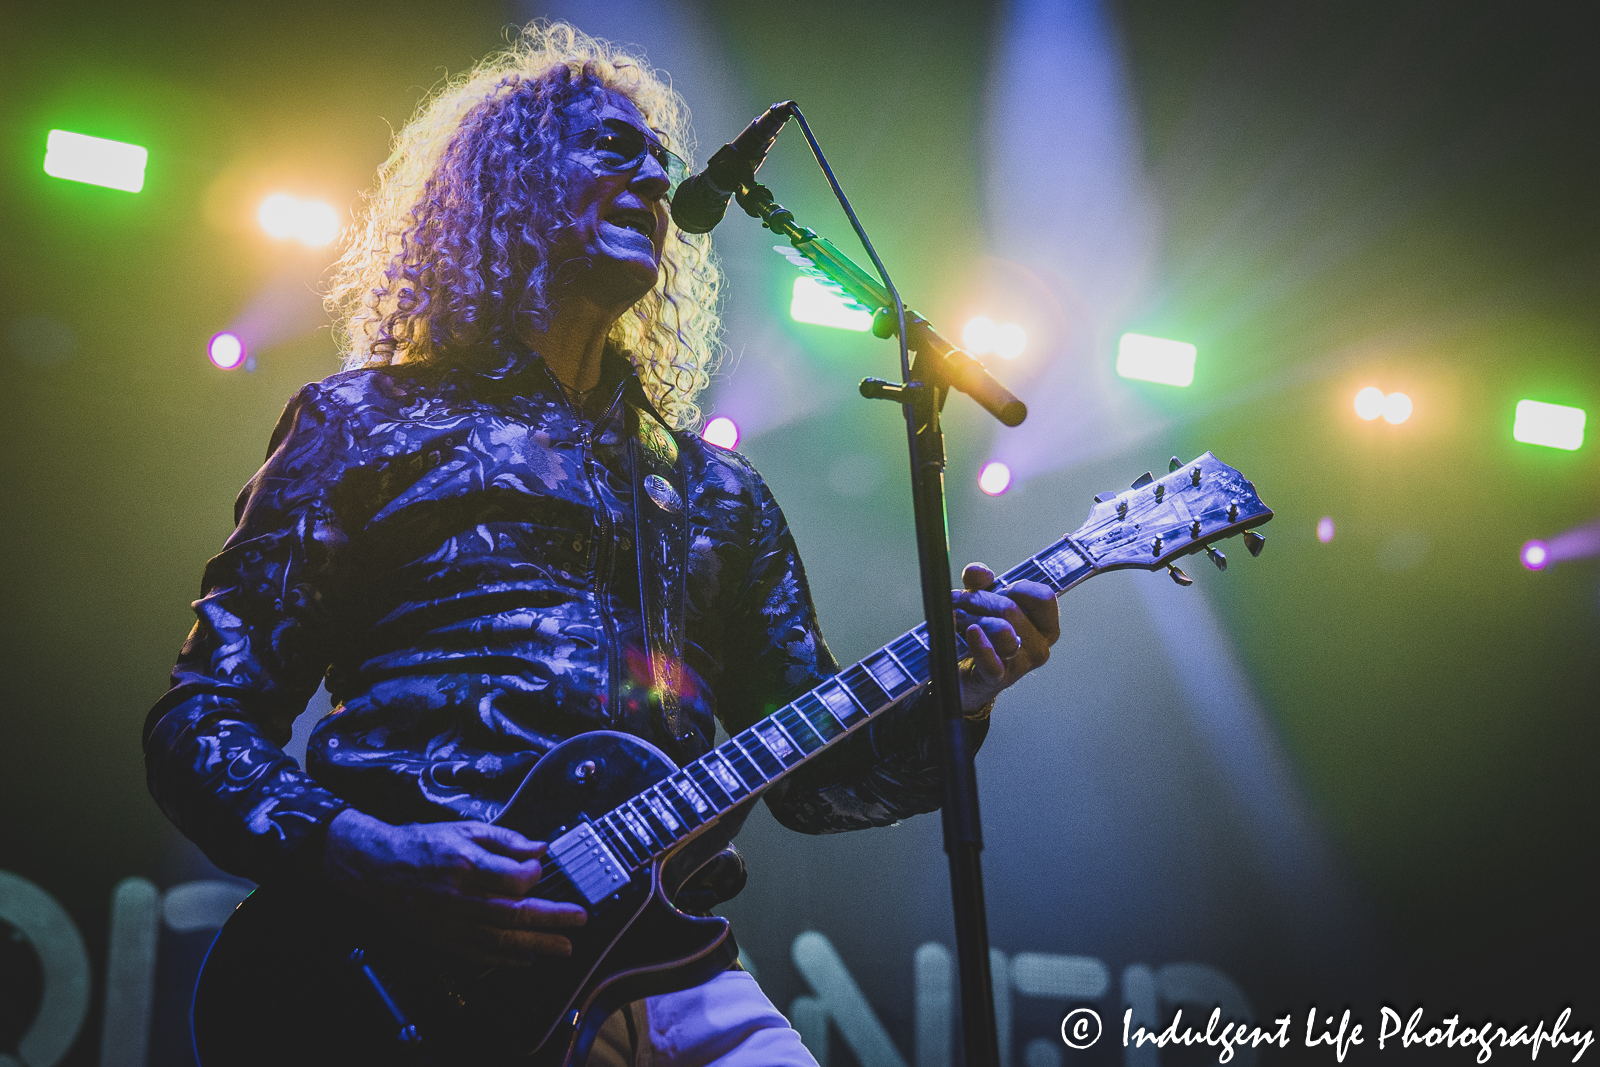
top-left (2, 1), bottom-right (1597, 1065)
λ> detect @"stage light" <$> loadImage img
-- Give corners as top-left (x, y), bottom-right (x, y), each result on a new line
top-left (1519, 517), bottom-right (1600, 571)
top-left (789, 276), bottom-right (872, 332)
top-left (1317, 517), bottom-right (1335, 543)
top-left (993, 322), bottom-right (1027, 360)
top-left (962, 316), bottom-right (997, 354)
top-left (257, 194), bottom-right (299, 239)
top-left (1521, 540), bottom-right (1549, 571)
top-left (978, 461), bottom-right (1012, 496)
top-left (1381, 391), bottom-right (1413, 424)
top-left (1116, 333), bottom-right (1195, 387)
top-left (703, 416), bottom-right (739, 450)
top-left (43, 130), bottom-right (147, 192)
top-left (1513, 399), bottom-right (1586, 451)
top-left (208, 332), bottom-right (245, 370)
top-left (1353, 387), bottom-right (1385, 420)
top-left (257, 193), bottom-right (342, 247)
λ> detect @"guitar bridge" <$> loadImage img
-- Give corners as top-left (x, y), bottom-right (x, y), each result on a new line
top-left (549, 822), bottom-right (629, 907)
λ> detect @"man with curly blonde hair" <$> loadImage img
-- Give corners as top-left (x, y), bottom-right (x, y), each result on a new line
top-left (145, 21), bottom-right (1057, 1066)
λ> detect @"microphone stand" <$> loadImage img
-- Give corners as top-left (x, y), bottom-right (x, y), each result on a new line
top-left (733, 181), bottom-right (1025, 1067)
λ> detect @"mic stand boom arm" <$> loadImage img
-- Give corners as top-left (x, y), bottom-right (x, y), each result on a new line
top-left (734, 180), bottom-right (1022, 1067)
top-left (735, 183), bottom-right (1027, 428)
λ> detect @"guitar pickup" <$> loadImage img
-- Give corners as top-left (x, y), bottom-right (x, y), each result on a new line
top-left (549, 822), bottom-right (629, 907)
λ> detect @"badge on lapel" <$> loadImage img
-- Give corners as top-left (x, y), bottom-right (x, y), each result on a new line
top-left (644, 473), bottom-right (683, 514)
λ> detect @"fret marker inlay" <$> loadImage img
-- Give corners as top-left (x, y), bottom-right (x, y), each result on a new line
top-left (866, 654), bottom-right (909, 694)
top-left (755, 723), bottom-right (794, 760)
top-left (1037, 545), bottom-right (1085, 584)
top-left (708, 756), bottom-right (744, 795)
top-left (644, 793), bottom-right (680, 832)
top-left (673, 777), bottom-right (709, 813)
top-left (816, 683), bottom-right (860, 726)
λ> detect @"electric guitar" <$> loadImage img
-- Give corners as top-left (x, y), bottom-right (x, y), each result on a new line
top-left (191, 451), bottom-right (1271, 1067)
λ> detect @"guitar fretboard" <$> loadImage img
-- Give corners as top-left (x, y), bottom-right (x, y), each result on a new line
top-left (550, 535), bottom-right (1096, 901)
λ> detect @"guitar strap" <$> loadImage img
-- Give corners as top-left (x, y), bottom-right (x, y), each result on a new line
top-left (627, 384), bottom-right (748, 923)
top-left (626, 389), bottom-right (698, 762)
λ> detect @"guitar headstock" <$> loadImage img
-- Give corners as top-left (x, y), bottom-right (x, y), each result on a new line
top-left (1073, 452), bottom-right (1272, 584)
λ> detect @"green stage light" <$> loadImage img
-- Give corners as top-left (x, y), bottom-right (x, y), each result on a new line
top-left (43, 130), bottom-right (148, 192)
top-left (789, 276), bottom-right (872, 332)
top-left (1513, 399), bottom-right (1586, 451)
top-left (1117, 332), bottom-right (1196, 387)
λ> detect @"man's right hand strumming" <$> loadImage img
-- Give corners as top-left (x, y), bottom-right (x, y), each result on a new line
top-left (321, 808), bottom-right (588, 967)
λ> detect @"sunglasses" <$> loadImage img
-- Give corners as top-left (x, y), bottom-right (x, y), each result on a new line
top-left (567, 119), bottom-right (688, 190)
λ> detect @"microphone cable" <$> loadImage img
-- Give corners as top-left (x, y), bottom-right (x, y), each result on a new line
top-left (782, 106), bottom-right (912, 385)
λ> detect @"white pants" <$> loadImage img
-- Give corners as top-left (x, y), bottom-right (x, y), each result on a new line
top-left (587, 968), bottom-right (820, 1067)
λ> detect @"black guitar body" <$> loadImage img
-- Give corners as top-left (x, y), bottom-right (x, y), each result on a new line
top-left (192, 732), bottom-right (737, 1067)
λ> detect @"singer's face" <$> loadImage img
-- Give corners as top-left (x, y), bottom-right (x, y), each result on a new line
top-left (548, 91), bottom-right (672, 308)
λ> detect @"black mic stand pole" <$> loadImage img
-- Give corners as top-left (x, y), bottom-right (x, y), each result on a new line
top-left (732, 181), bottom-right (1024, 1067)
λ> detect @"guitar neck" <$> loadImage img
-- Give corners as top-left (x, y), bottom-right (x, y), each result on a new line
top-left (546, 451), bottom-right (1271, 905)
top-left (550, 534), bottom-right (1095, 891)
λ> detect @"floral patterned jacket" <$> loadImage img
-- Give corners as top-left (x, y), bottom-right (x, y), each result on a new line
top-left (144, 348), bottom-right (979, 894)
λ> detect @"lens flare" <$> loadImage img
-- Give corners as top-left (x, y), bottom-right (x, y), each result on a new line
top-left (978, 461), bottom-right (1012, 496)
top-left (1317, 516), bottom-right (1335, 543)
top-left (208, 332), bottom-right (245, 370)
top-left (1353, 387), bottom-right (1385, 421)
top-left (702, 416), bottom-right (739, 450)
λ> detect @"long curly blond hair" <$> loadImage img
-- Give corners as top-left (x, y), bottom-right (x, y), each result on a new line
top-left (327, 21), bottom-right (720, 428)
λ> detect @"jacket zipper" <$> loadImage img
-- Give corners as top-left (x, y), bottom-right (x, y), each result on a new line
top-left (578, 383), bottom-right (628, 721)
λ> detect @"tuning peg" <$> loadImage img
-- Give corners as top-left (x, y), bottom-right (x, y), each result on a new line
top-left (1117, 501), bottom-right (1128, 520)
top-left (1094, 491), bottom-right (1119, 503)
top-left (1191, 466), bottom-right (1202, 487)
top-left (1169, 456), bottom-right (1182, 472)
top-left (1154, 484), bottom-right (1165, 502)
top-left (1130, 471), bottom-right (1154, 489)
top-left (1206, 547), bottom-right (1227, 571)
top-left (1167, 563), bottom-right (1193, 586)
top-left (1243, 530), bottom-right (1265, 557)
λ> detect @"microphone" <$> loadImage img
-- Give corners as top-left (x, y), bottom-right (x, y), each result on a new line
top-left (670, 101), bottom-right (795, 234)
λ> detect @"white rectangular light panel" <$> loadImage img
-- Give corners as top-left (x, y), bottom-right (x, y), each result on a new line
top-left (1117, 333), bottom-right (1196, 387)
top-left (1513, 400), bottom-right (1586, 451)
top-left (44, 130), bottom-right (148, 192)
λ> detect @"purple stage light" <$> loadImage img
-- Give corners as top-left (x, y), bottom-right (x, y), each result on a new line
top-left (1521, 541), bottom-right (1549, 570)
top-left (1317, 517), bottom-right (1335, 543)
top-left (208, 332), bottom-right (245, 370)
top-left (978, 461), bottom-right (1012, 496)
top-left (1520, 516), bottom-right (1600, 571)
top-left (702, 416), bottom-right (739, 450)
